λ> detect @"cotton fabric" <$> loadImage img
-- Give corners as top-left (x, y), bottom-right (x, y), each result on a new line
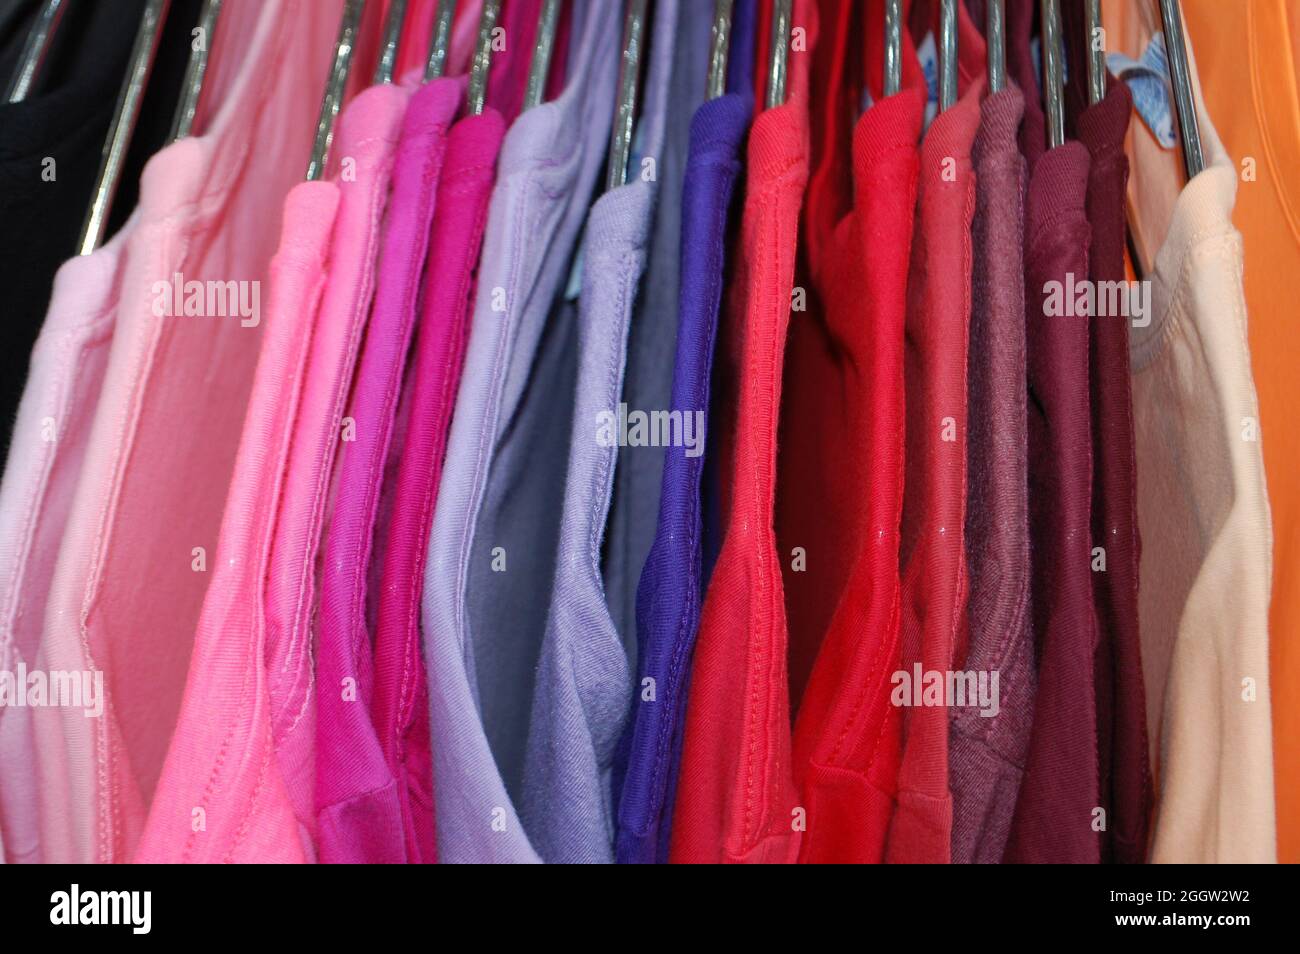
top-left (1002, 141), bottom-right (1100, 865)
top-left (254, 82), bottom-right (414, 862)
top-left (421, 0), bottom-right (618, 864)
top-left (882, 4), bottom-right (986, 865)
top-left (138, 76), bottom-right (405, 864)
top-left (774, 0), bottom-right (920, 865)
top-left (368, 0), bottom-right (540, 867)
top-left (949, 84), bottom-right (1035, 866)
top-left (669, 0), bottom-right (816, 866)
top-left (1103, 0), bottom-right (1278, 863)
top-left (0, 225), bottom-right (133, 864)
top-left (521, 0), bottom-right (711, 865)
top-left (1058, 0), bottom-right (1153, 866)
top-left (32, 0), bottom-right (345, 864)
top-left (314, 77), bottom-right (461, 866)
top-left (135, 182), bottom-right (338, 864)
top-left (615, 0), bottom-right (757, 866)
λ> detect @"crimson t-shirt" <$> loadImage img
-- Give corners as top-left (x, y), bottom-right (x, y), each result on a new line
top-left (777, 0), bottom-right (924, 865)
top-left (670, 0), bottom-right (816, 864)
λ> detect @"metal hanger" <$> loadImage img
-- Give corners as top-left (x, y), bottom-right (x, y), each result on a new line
top-left (77, 0), bottom-right (171, 255)
top-left (169, 0), bottom-right (223, 142)
top-left (374, 0), bottom-right (408, 84)
top-left (425, 0), bottom-right (457, 80)
top-left (4, 0), bottom-right (66, 103)
top-left (884, 0), bottom-right (901, 97)
top-left (706, 0), bottom-right (733, 101)
top-left (466, 0), bottom-right (502, 115)
top-left (1156, 0), bottom-right (1203, 177)
top-left (1084, 0), bottom-right (1104, 105)
top-left (987, 0), bottom-right (1005, 93)
top-left (306, 0), bottom-right (366, 182)
top-left (939, 0), bottom-right (957, 110)
top-left (1040, 0), bottom-right (1065, 148)
top-left (524, 0), bottom-right (561, 109)
top-left (765, 0), bottom-right (791, 109)
top-left (605, 0), bottom-right (648, 191)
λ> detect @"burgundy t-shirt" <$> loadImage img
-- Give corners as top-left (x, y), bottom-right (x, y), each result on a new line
top-left (1003, 141), bottom-right (1102, 864)
top-left (1059, 0), bottom-right (1153, 865)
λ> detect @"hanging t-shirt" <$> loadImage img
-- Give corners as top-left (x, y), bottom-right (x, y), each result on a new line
top-left (0, 221), bottom-right (134, 864)
top-left (775, 0), bottom-right (921, 865)
top-left (882, 0), bottom-right (986, 865)
top-left (521, 0), bottom-right (711, 865)
top-left (601, 0), bottom-right (710, 656)
top-left (615, 0), bottom-right (757, 866)
top-left (420, 0), bottom-right (618, 864)
top-left (0, 0), bottom-right (200, 847)
top-left (314, 77), bottom-right (462, 866)
top-left (371, 0), bottom-right (540, 867)
top-left (34, 0), bottom-right (344, 864)
top-left (314, 0), bottom-right (535, 867)
top-left (1104, 0), bottom-right (1277, 863)
top-left (138, 77), bottom-right (406, 863)
top-left (669, 0), bottom-right (816, 866)
top-left (135, 181), bottom-right (339, 864)
top-left (1059, 0), bottom-right (1153, 867)
top-left (261, 81), bottom-right (409, 859)
top-left (1002, 140), bottom-right (1101, 864)
top-left (1064, 45), bottom-right (1153, 865)
top-left (1082, 81), bottom-right (1152, 867)
top-left (950, 83), bottom-right (1036, 866)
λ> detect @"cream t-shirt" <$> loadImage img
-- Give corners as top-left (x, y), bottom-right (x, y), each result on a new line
top-left (1109, 0), bottom-right (1278, 863)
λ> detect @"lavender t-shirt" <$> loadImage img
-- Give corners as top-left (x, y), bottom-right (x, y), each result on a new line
top-left (421, 0), bottom-right (618, 864)
top-left (519, 0), bottom-right (713, 864)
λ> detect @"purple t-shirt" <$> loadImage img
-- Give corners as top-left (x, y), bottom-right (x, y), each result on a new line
top-left (520, 0), bottom-right (714, 865)
top-left (949, 84), bottom-right (1038, 864)
top-left (614, 0), bottom-right (756, 866)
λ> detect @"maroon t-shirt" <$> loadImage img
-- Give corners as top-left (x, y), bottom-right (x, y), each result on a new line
top-left (1003, 141), bottom-right (1102, 864)
top-left (1059, 0), bottom-right (1153, 864)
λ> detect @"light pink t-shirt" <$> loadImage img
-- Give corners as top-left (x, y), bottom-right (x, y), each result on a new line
top-left (0, 220), bottom-right (134, 865)
top-left (32, 0), bottom-right (344, 864)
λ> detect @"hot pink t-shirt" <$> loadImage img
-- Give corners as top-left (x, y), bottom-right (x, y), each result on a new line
top-left (314, 78), bottom-right (461, 864)
top-left (135, 82), bottom-right (409, 863)
top-left (133, 181), bottom-right (339, 864)
top-left (369, 0), bottom-right (539, 864)
top-left (32, 0), bottom-right (345, 864)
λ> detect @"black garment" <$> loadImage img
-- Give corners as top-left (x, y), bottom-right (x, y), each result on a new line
top-left (0, 0), bottom-right (201, 463)
top-left (0, 0), bottom-right (39, 81)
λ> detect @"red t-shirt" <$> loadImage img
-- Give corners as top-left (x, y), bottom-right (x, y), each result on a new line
top-left (670, 0), bottom-right (816, 864)
top-left (884, 2), bottom-right (987, 865)
top-left (777, 0), bottom-right (924, 864)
